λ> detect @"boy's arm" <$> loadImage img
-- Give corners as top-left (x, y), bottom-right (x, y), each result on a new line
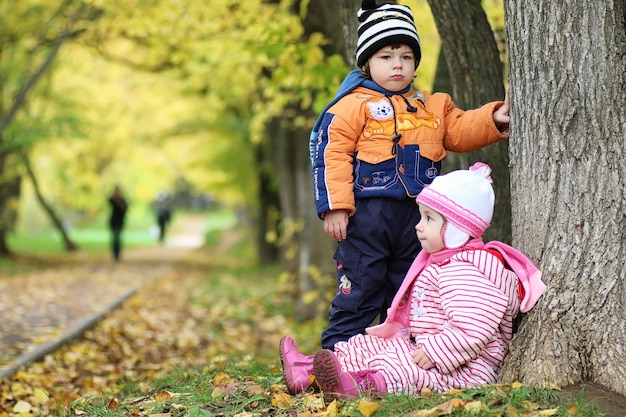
top-left (433, 93), bottom-right (509, 152)
top-left (311, 110), bottom-right (361, 218)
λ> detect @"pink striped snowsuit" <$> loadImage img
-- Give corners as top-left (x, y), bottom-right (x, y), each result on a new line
top-left (333, 248), bottom-right (521, 394)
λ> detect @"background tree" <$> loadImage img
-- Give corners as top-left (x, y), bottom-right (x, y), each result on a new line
top-left (0, 0), bottom-right (98, 255)
top-left (499, 0), bottom-right (626, 397)
top-left (427, 0), bottom-right (511, 243)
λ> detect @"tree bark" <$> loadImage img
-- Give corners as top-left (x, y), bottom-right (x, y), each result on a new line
top-left (499, 0), bottom-right (626, 396)
top-left (427, 0), bottom-right (511, 244)
top-left (254, 138), bottom-right (281, 266)
top-left (0, 153), bottom-right (20, 257)
top-left (271, 0), bottom-right (351, 320)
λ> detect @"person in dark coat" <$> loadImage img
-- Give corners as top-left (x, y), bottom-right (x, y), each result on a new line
top-left (156, 198), bottom-right (172, 244)
top-left (109, 185), bottom-right (128, 261)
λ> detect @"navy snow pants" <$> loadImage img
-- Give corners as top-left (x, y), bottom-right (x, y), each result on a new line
top-left (321, 197), bottom-right (422, 350)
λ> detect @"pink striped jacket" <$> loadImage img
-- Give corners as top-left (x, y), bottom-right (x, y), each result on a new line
top-left (366, 239), bottom-right (546, 375)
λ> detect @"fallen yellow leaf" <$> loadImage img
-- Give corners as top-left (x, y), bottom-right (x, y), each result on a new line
top-left (272, 392), bottom-right (293, 407)
top-left (535, 409), bottom-right (558, 416)
top-left (326, 399), bottom-right (340, 417)
top-left (32, 388), bottom-right (49, 404)
top-left (464, 400), bottom-right (485, 413)
top-left (303, 393), bottom-right (325, 411)
top-left (13, 400), bottom-right (32, 413)
top-left (445, 388), bottom-right (465, 395)
top-left (508, 404), bottom-right (520, 417)
top-left (213, 372), bottom-right (233, 387)
top-left (357, 399), bottom-right (382, 417)
top-left (420, 387), bottom-right (433, 397)
top-left (512, 381), bottom-right (524, 389)
top-left (10, 383), bottom-right (26, 397)
top-left (408, 406), bottom-right (439, 417)
top-left (155, 390), bottom-right (172, 402)
top-left (438, 398), bottom-right (466, 414)
top-left (211, 386), bottom-right (225, 398)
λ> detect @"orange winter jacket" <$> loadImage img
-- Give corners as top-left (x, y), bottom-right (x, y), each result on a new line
top-left (310, 86), bottom-right (507, 218)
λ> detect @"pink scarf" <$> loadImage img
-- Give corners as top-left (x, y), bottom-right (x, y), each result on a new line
top-left (366, 238), bottom-right (546, 339)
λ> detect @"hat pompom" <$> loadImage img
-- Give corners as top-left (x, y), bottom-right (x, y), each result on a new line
top-left (469, 162), bottom-right (493, 183)
top-left (361, 0), bottom-right (377, 10)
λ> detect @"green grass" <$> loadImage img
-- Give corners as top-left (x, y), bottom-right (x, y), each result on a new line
top-left (53, 230), bottom-right (615, 417)
top-left (65, 365), bottom-right (607, 417)
top-left (5, 209), bottom-right (238, 256)
top-left (6, 228), bottom-right (155, 254)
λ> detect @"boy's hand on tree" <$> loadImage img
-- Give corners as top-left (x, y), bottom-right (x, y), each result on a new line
top-left (493, 89), bottom-right (510, 134)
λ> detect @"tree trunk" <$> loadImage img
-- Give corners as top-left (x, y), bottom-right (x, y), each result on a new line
top-left (499, 0), bottom-right (626, 396)
top-left (338, 0), bottom-right (361, 67)
top-left (23, 153), bottom-right (80, 252)
top-left (427, 0), bottom-right (511, 244)
top-left (254, 139), bottom-right (281, 265)
top-left (0, 153), bottom-right (20, 257)
top-left (267, 113), bottom-right (334, 319)
top-left (268, 0), bottom-right (355, 321)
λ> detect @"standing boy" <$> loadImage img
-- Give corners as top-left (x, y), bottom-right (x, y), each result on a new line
top-left (310, 0), bottom-right (511, 349)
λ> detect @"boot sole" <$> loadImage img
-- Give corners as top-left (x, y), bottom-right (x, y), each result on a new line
top-left (313, 349), bottom-right (343, 402)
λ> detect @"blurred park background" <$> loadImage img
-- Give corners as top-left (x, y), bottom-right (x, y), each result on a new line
top-left (1, 0), bottom-right (505, 317)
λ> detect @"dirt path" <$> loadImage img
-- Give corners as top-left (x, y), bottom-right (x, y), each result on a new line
top-left (0, 213), bottom-right (213, 377)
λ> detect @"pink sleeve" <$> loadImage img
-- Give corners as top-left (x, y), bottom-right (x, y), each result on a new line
top-left (421, 265), bottom-right (509, 374)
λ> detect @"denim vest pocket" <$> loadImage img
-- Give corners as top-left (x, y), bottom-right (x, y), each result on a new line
top-left (353, 152), bottom-right (399, 193)
top-left (399, 144), bottom-right (441, 196)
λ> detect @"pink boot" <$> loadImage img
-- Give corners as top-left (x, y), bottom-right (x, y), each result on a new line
top-left (279, 336), bottom-right (315, 394)
top-left (313, 349), bottom-right (387, 402)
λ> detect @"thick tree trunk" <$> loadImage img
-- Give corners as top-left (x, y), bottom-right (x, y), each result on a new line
top-left (427, 0), bottom-right (511, 243)
top-left (500, 0), bottom-right (626, 396)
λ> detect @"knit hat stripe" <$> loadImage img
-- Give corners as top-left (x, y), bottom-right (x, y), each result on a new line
top-left (417, 190), bottom-right (489, 238)
top-left (356, 25), bottom-right (420, 58)
top-left (358, 15), bottom-right (417, 37)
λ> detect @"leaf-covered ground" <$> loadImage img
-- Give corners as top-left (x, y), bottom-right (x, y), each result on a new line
top-left (0, 223), bottom-right (625, 417)
top-left (0, 223), bottom-right (301, 416)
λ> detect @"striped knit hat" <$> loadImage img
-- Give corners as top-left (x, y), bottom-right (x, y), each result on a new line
top-left (356, 0), bottom-right (422, 68)
top-left (416, 162), bottom-right (495, 249)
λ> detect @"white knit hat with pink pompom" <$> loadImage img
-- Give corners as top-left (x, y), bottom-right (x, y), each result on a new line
top-left (416, 162), bottom-right (495, 249)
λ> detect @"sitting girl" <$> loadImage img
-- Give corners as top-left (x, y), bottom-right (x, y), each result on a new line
top-left (279, 162), bottom-right (546, 400)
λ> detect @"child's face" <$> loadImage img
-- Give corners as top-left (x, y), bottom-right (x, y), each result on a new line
top-left (368, 44), bottom-right (416, 92)
top-left (415, 203), bottom-right (445, 253)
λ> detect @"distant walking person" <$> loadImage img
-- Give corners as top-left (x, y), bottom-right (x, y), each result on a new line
top-left (156, 196), bottom-right (172, 244)
top-left (109, 185), bottom-right (128, 261)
